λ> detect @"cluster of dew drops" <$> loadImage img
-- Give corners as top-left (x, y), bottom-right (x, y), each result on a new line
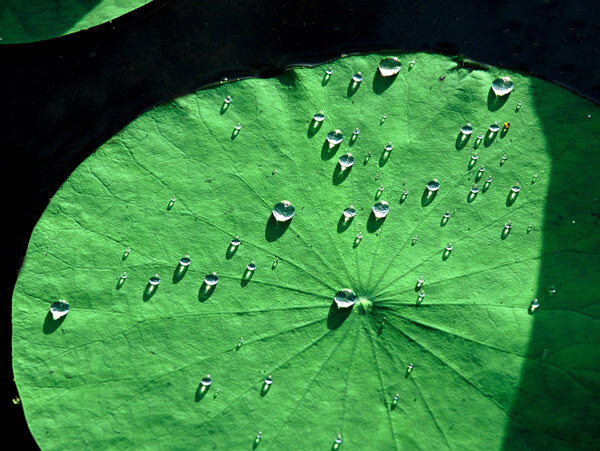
top-left (45, 57), bottom-right (576, 448)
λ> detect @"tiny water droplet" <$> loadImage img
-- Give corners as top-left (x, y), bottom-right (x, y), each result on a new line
top-left (511, 183), bottom-right (521, 193)
top-left (406, 363), bottom-right (414, 374)
top-left (201, 375), bottom-right (213, 386)
top-left (444, 210), bottom-right (451, 218)
top-left (489, 121), bottom-right (500, 133)
top-left (418, 290), bottom-right (425, 300)
top-left (204, 272), bottom-right (219, 286)
top-left (338, 153), bottom-right (355, 168)
top-left (171, 195), bottom-right (177, 202)
top-left (417, 276), bottom-right (425, 287)
top-left (326, 67), bottom-right (333, 75)
top-left (335, 435), bottom-right (343, 445)
top-left (313, 111), bottom-right (326, 122)
top-left (479, 165), bottom-right (486, 173)
top-left (326, 129), bottom-right (344, 145)
top-left (264, 375), bottom-right (273, 385)
top-left (410, 59), bottom-right (416, 68)
top-left (343, 206), bottom-right (356, 218)
top-left (446, 243), bottom-right (453, 251)
top-left (516, 101), bottom-right (522, 111)
top-left (505, 220), bottom-right (512, 229)
top-left (412, 235), bottom-right (418, 244)
top-left (384, 142), bottom-right (393, 151)
top-left (334, 288), bottom-right (357, 308)
top-left (272, 257), bottom-right (279, 269)
top-left (237, 337), bottom-right (244, 349)
top-left (224, 95), bottom-right (232, 104)
top-left (272, 200), bottom-right (296, 221)
top-left (548, 286), bottom-right (557, 296)
top-left (50, 300), bottom-right (69, 320)
top-left (247, 261), bottom-right (257, 271)
top-left (378, 57), bottom-right (402, 77)
top-left (231, 236), bottom-right (241, 246)
top-left (149, 274), bottom-right (161, 285)
top-left (372, 200), bottom-right (390, 218)
top-left (461, 123), bottom-right (474, 135)
top-left (491, 76), bottom-right (514, 96)
top-left (477, 133), bottom-right (484, 140)
top-left (378, 184), bottom-right (384, 192)
top-left (426, 179), bottom-right (440, 192)
top-left (179, 254), bottom-right (191, 266)
top-left (470, 185), bottom-right (479, 194)
top-left (471, 153), bottom-right (479, 161)
top-left (235, 122), bottom-right (242, 130)
top-left (532, 172), bottom-right (538, 183)
top-left (356, 232), bottom-right (363, 240)
top-left (380, 114), bottom-right (387, 124)
top-left (120, 271), bottom-right (128, 279)
top-left (353, 127), bottom-right (360, 135)
top-left (527, 223), bottom-right (533, 233)
top-left (486, 175), bottom-right (492, 183)
top-left (529, 299), bottom-right (540, 314)
top-left (587, 114), bottom-right (592, 119)
top-left (352, 72), bottom-right (363, 82)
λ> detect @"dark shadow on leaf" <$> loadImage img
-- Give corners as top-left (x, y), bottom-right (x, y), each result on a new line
top-left (307, 119), bottom-right (322, 138)
top-left (455, 132), bottom-right (470, 150)
top-left (327, 301), bottom-right (352, 330)
top-left (220, 102), bottom-right (229, 115)
top-left (332, 163), bottom-right (351, 185)
top-left (172, 263), bottom-right (188, 284)
top-left (347, 80), bottom-right (360, 97)
top-left (349, 133), bottom-right (357, 147)
top-left (337, 214), bottom-right (353, 233)
top-left (367, 211), bottom-right (386, 233)
top-left (379, 150), bottom-right (390, 167)
top-left (225, 244), bottom-right (238, 260)
top-left (467, 158), bottom-right (477, 170)
top-left (265, 214), bottom-right (292, 242)
top-left (421, 188), bottom-right (437, 207)
top-left (260, 382), bottom-right (272, 397)
top-left (506, 191), bottom-right (518, 207)
top-left (501, 227), bottom-right (511, 240)
top-left (195, 383), bottom-right (209, 402)
top-left (116, 277), bottom-right (125, 290)
top-left (43, 311), bottom-right (65, 334)
top-left (198, 282), bottom-right (216, 302)
top-left (484, 131), bottom-right (497, 147)
top-left (241, 268), bottom-right (254, 287)
top-left (321, 140), bottom-right (339, 161)
top-left (487, 87), bottom-right (510, 111)
top-left (372, 70), bottom-right (398, 95)
top-left (467, 191), bottom-right (477, 203)
top-left (143, 283), bottom-right (158, 301)
top-left (500, 127), bottom-right (509, 139)
top-left (442, 249), bottom-right (451, 261)
top-left (321, 73), bottom-right (331, 87)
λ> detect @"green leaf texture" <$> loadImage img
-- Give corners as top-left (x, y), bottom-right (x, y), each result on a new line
top-left (0, 0), bottom-right (151, 44)
top-left (12, 53), bottom-right (600, 449)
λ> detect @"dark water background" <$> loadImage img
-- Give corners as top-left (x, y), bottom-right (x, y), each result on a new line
top-left (3, 0), bottom-right (599, 446)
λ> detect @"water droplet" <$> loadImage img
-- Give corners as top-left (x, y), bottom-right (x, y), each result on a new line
top-left (247, 261), bottom-right (257, 271)
top-left (326, 129), bottom-right (344, 145)
top-left (516, 101), bottom-right (522, 111)
top-left (511, 183), bottom-right (521, 193)
top-left (343, 206), bottom-right (356, 218)
top-left (587, 113), bottom-right (592, 119)
top-left (491, 76), bottom-right (514, 96)
top-left (356, 232), bottom-right (363, 240)
top-left (272, 257), bottom-right (279, 269)
top-left (379, 57), bottom-right (402, 76)
top-left (149, 274), bottom-right (161, 285)
top-left (384, 142), bottom-right (393, 151)
top-left (179, 254), bottom-right (191, 266)
top-left (529, 299), bottom-right (540, 314)
top-left (418, 290), bottom-right (425, 301)
top-left (548, 286), bottom-right (557, 296)
top-left (527, 223), bottom-right (533, 233)
top-left (470, 185), bottom-right (479, 194)
top-left (380, 114), bottom-right (387, 124)
top-left (477, 133), bottom-right (484, 140)
top-left (50, 300), bottom-right (69, 320)
top-left (204, 272), bottom-right (219, 286)
top-left (224, 96), bottom-right (232, 104)
top-left (352, 72), bottom-right (363, 82)
top-left (120, 271), bottom-right (128, 279)
top-left (372, 201), bottom-right (390, 218)
top-left (412, 235), bottom-right (418, 245)
top-left (231, 236), bottom-right (241, 246)
top-left (353, 127), bottom-right (360, 135)
top-left (479, 165), bottom-right (486, 173)
top-left (326, 67), bottom-right (333, 75)
top-left (461, 123), bottom-right (474, 135)
top-left (264, 375), bottom-right (273, 385)
top-left (406, 363), bottom-right (414, 374)
top-left (444, 211), bottom-right (450, 218)
top-left (313, 111), bottom-right (326, 122)
top-left (272, 200), bottom-right (296, 222)
top-left (417, 276), bottom-right (425, 287)
top-left (532, 172), bottom-right (538, 184)
top-left (486, 175), bottom-right (492, 184)
top-left (334, 288), bottom-right (357, 308)
top-left (446, 243), bottom-right (453, 251)
top-left (338, 153), bottom-right (355, 168)
top-left (378, 184), bottom-right (384, 192)
top-left (426, 179), bottom-right (440, 192)
top-left (237, 337), bottom-right (244, 350)
top-left (201, 375), bottom-right (212, 386)
top-left (410, 59), bottom-right (416, 68)
top-left (489, 122), bottom-right (500, 133)
top-left (235, 122), bottom-right (242, 130)
top-left (335, 435), bottom-right (343, 445)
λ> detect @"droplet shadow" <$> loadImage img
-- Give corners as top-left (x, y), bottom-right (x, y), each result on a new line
top-left (500, 127), bottom-right (509, 139)
top-left (322, 73), bottom-right (331, 86)
top-left (506, 191), bottom-right (519, 207)
top-left (467, 158), bottom-right (477, 171)
top-left (455, 132), bottom-right (470, 150)
top-left (347, 79), bottom-right (361, 97)
top-left (337, 214), bottom-right (353, 233)
top-left (440, 216), bottom-right (449, 227)
top-left (421, 188), bottom-right (437, 207)
top-left (226, 244), bottom-right (238, 260)
top-left (332, 163), bottom-right (351, 185)
top-left (372, 70), bottom-right (398, 95)
top-left (501, 227), bottom-right (511, 240)
top-left (241, 268), bottom-right (254, 287)
top-left (167, 200), bottom-right (175, 211)
top-left (349, 133), bottom-right (358, 147)
top-left (487, 87), bottom-right (510, 112)
top-left (484, 130), bottom-right (497, 147)
top-left (143, 283), bottom-right (158, 301)
top-left (43, 311), bottom-right (65, 334)
top-left (116, 277), bottom-right (126, 290)
top-left (307, 119), bottom-right (322, 138)
top-left (265, 214), bottom-right (292, 242)
top-left (442, 249), bottom-right (451, 261)
top-left (260, 382), bottom-right (272, 397)
top-left (367, 211), bottom-right (386, 233)
top-left (399, 192), bottom-right (408, 204)
top-left (467, 191), bottom-right (478, 203)
top-left (321, 140), bottom-right (340, 161)
top-left (378, 150), bottom-right (390, 167)
top-left (327, 301), bottom-right (352, 330)
top-left (198, 282), bottom-right (216, 302)
top-left (172, 263), bottom-right (188, 284)
top-left (220, 102), bottom-right (229, 115)
top-left (231, 128), bottom-right (240, 140)
top-left (195, 383), bottom-right (210, 402)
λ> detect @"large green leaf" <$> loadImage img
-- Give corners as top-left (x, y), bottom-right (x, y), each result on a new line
top-left (0, 0), bottom-right (151, 44)
top-left (12, 53), bottom-right (600, 449)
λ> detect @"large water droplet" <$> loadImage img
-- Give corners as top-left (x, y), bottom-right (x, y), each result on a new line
top-left (378, 57), bottom-right (401, 77)
top-left (264, 375), bottom-right (273, 385)
top-left (224, 96), bottom-right (232, 104)
top-left (313, 111), bottom-right (325, 122)
top-left (50, 300), bottom-right (69, 320)
top-left (461, 123), bottom-right (474, 135)
top-left (372, 201), bottom-right (390, 218)
top-left (426, 179), bottom-right (440, 192)
top-left (272, 200), bottom-right (296, 221)
top-left (511, 183), bottom-right (521, 193)
top-left (334, 288), bottom-right (357, 308)
top-left (343, 206), bottom-right (356, 218)
top-left (326, 129), bottom-right (344, 145)
top-left (201, 375), bottom-right (213, 386)
top-left (491, 76), bottom-right (514, 96)
top-left (149, 274), bottom-right (161, 286)
top-left (247, 261), bottom-right (257, 271)
top-left (384, 142), bottom-right (393, 151)
top-left (231, 236), bottom-right (241, 246)
top-left (489, 122), bottom-right (500, 133)
top-left (204, 272), bottom-right (219, 286)
top-left (179, 255), bottom-right (191, 266)
top-left (352, 72), bottom-right (363, 82)
top-left (470, 185), bottom-right (479, 194)
top-left (338, 153), bottom-right (355, 168)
